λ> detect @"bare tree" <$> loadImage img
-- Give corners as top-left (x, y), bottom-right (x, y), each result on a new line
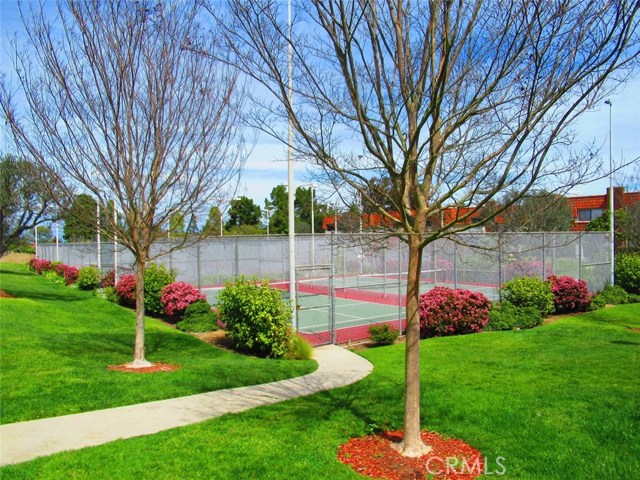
top-left (0, 153), bottom-right (58, 256)
top-left (216, 0), bottom-right (640, 455)
top-left (1, 1), bottom-right (247, 368)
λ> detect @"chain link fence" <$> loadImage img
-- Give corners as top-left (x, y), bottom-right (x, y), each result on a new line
top-left (37, 232), bottom-right (612, 344)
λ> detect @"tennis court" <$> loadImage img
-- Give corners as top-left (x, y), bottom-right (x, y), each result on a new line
top-left (201, 268), bottom-right (502, 346)
top-left (294, 292), bottom-right (405, 345)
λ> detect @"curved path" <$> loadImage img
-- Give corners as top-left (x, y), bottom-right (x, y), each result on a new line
top-left (0, 345), bottom-right (373, 467)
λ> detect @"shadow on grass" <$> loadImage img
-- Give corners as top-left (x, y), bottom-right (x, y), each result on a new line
top-left (0, 267), bottom-right (33, 277)
top-left (41, 329), bottom-right (222, 361)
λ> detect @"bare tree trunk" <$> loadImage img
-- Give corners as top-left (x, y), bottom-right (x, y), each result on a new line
top-left (129, 259), bottom-right (151, 368)
top-left (397, 234), bottom-right (431, 457)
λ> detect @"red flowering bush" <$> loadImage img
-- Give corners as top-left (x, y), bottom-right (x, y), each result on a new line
top-left (547, 275), bottom-right (591, 313)
top-left (161, 282), bottom-right (206, 317)
top-left (29, 258), bottom-right (52, 274)
top-left (419, 287), bottom-right (491, 338)
top-left (99, 270), bottom-right (115, 288)
top-left (51, 263), bottom-right (78, 285)
top-left (115, 274), bottom-right (137, 306)
top-left (61, 265), bottom-right (79, 285)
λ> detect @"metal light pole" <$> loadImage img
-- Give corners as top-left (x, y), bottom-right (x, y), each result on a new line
top-left (113, 207), bottom-right (118, 282)
top-left (264, 208), bottom-right (272, 236)
top-left (605, 99), bottom-right (614, 286)
top-left (287, 0), bottom-right (297, 328)
top-left (96, 203), bottom-right (102, 270)
top-left (34, 226), bottom-right (38, 259)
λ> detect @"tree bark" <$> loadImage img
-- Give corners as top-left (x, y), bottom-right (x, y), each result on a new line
top-left (398, 234), bottom-right (432, 457)
top-left (129, 259), bottom-right (152, 368)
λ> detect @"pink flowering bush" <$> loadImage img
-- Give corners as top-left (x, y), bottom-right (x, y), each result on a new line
top-left (161, 282), bottom-right (206, 317)
top-left (419, 287), bottom-right (491, 338)
top-left (115, 274), bottom-right (137, 306)
top-left (547, 275), bottom-right (591, 313)
top-left (52, 263), bottom-right (79, 285)
top-left (29, 258), bottom-right (52, 274)
top-left (99, 270), bottom-right (115, 288)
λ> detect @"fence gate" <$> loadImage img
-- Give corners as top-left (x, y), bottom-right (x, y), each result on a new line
top-left (295, 264), bottom-right (334, 346)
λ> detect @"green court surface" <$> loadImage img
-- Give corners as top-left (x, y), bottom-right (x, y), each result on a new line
top-left (200, 275), bottom-right (498, 338)
top-left (294, 293), bottom-right (404, 334)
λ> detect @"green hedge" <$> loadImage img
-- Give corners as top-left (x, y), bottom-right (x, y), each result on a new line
top-left (216, 277), bottom-right (291, 358)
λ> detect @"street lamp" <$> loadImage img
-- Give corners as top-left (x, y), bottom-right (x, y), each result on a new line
top-left (605, 99), bottom-right (614, 286)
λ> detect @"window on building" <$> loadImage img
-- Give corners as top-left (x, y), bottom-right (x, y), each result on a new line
top-left (578, 208), bottom-right (603, 222)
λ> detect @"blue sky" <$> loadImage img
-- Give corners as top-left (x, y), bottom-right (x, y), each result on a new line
top-left (1, 1), bottom-right (638, 211)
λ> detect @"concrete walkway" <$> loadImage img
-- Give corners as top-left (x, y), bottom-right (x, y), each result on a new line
top-left (0, 345), bottom-right (372, 467)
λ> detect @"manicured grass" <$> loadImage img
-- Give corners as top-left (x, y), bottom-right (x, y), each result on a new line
top-left (0, 263), bottom-right (316, 424)
top-left (2, 302), bottom-right (638, 479)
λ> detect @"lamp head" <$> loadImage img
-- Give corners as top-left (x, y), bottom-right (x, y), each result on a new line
top-left (604, 99), bottom-right (612, 106)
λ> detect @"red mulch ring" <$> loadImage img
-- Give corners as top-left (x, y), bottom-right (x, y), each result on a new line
top-left (0, 289), bottom-right (15, 298)
top-left (107, 362), bottom-right (180, 373)
top-left (338, 430), bottom-right (484, 480)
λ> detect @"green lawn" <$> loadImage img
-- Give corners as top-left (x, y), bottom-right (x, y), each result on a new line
top-left (2, 265), bottom-right (639, 478)
top-left (0, 263), bottom-right (316, 424)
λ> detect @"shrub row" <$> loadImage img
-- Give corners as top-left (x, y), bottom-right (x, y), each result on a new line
top-left (28, 259), bottom-right (78, 285)
top-left (414, 274), bottom-right (595, 340)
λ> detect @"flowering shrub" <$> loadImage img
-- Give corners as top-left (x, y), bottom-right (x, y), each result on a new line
top-left (418, 287), bottom-right (491, 338)
top-left (161, 282), bottom-right (206, 317)
top-left (63, 265), bottom-right (79, 285)
top-left (99, 270), bottom-right (115, 288)
top-left (29, 258), bottom-right (52, 274)
top-left (51, 263), bottom-right (79, 285)
top-left (115, 274), bottom-right (137, 306)
top-left (114, 264), bottom-right (175, 314)
top-left (503, 276), bottom-right (554, 316)
top-left (547, 275), bottom-right (591, 313)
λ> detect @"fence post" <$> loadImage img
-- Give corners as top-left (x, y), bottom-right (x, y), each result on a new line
top-left (542, 233), bottom-right (546, 280)
top-left (235, 236), bottom-right (240, 277)
top-left (196, 242), bottom-right (201, 288)
top-left (578, 234), bottom-right (582, 280)
top-left (453, 241), bottom-right (458, 289)
top-left (433, 241), bottom-right (438, 286)
top-left (330, 262), bottom-right (336, 344)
